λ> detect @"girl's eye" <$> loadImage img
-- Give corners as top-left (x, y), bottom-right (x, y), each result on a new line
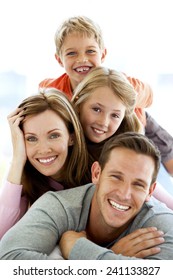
top-left (92, 107), bottom-right (101, 113)
top-left (112, 113), bottom-right (120, 118)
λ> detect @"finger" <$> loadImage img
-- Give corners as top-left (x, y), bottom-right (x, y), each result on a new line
top-left (7, 108), bottom-right (23, 119)
top-left (135, 247), bottom-right (161, 258)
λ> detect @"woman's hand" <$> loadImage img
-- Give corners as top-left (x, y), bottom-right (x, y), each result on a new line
top-left (7, 108), bottom-right (27, 184)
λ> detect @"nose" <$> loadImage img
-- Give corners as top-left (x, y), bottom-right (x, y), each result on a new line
top-left (37, 140), bottom-right (52, 154)
top-left (119, 183), bottom-right (132, 200)
top-left (97, 114), bottom-right (110, 127)
top-left (76, 54), bottom-right (88, 63)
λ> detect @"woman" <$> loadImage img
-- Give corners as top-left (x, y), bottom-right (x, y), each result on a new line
top-left (0, 88), bottom-right (89, 238)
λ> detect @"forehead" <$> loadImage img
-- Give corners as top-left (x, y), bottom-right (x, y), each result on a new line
top-left (84, 86), bottom-right (126, 109)
top-left (23, 110), bottom-right (67, 130)
top-left (104, 147), bottom-right (155, 181)
top-left (62, 32), bottom-right (99, 48)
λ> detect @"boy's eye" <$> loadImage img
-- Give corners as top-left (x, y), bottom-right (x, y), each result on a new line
top-left (66, 51), bottom-right (76, 56)
top-left (86, 49), bottom-right (96, 54)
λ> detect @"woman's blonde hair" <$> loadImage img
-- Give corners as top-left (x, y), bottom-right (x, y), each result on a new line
top-left (72, 66), bottom-right (142, 134)
top-left (19, 88), bottom-right (89, 204)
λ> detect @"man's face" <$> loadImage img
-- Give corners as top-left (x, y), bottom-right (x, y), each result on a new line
top-left (91, 147), bottom-right (156, 233)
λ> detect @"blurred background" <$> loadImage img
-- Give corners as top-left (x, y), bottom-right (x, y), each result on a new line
top-left (0, 0), bottom-right (173, 185)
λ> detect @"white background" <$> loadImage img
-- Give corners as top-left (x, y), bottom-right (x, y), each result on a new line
top-left (0, 0), bottom-right (173, 183)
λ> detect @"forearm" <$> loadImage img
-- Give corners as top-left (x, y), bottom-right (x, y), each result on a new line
top-left (0, 181), bottom-right (26, 239)
top-left (69, 238), bottom-right (139, 260)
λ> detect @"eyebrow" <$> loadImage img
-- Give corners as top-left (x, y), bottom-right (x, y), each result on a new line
top-left (65, 45), bottom-right (98, 52)
top-left (92, 102), bottom-right (122, 112)
top-left (24, 128), bottom-right (63, 135)
top-left (108, 170), bottom-right (148, 186)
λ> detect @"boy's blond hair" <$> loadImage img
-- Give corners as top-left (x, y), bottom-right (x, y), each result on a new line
top-left (54, 16), bottom-right (105, 56)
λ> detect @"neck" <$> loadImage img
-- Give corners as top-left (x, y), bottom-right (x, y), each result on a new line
top-left (86, 196), bottom-right (126, 246)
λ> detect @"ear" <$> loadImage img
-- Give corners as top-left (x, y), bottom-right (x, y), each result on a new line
top-left (68, 134), bottom-right (75, 146)
top-left (101, 48), bottom-right (107, 63)
top-left (55, 54), bottom-right (64, 67)
top-left (91, 161), bottom-right (101, 184)
top-left (145, 182), bottom-right (156, 202)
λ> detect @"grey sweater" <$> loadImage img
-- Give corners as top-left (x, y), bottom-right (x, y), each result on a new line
top-left (0, 183), bottom-right (173, 260)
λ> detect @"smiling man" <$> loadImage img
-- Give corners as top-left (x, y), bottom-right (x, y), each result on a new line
top-left (0, 132), bottom-right (173, 260)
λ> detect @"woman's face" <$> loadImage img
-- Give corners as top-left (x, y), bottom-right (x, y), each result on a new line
top-left (79, 86), bottom-right (126, 143)
top-left (23, 109), bottom-right (73, 177)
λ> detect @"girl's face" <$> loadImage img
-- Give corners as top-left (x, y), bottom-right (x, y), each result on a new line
top-left (23, 110), bottom-right (73, 177)
top-left (79, 86), bottom-right (126, 143)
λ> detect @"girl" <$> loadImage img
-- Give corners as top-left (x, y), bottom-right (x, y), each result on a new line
top-left (0, 88), bottom-right (89, 238)
top-left (72, 66), bottom-right (173, 210)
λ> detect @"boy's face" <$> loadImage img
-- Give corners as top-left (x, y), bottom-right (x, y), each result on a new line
top-left (91, 147), bottom-right (156, 234)
top-left (55, 32), bottom-right (106, 91)
top-left (79, 86), bottom-right (126, 143)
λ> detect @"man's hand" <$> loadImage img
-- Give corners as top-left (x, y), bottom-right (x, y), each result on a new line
top-left (111, 227), bottom-right (164, 258)
top-left (59, 231), bottom-right (87, 259)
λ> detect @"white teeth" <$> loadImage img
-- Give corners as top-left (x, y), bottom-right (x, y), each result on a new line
top-left (38, 156), bottom-right (56, 163)
top-left (76, 67), bottom-right (90, 72)
top-left (93, 128), bottom-right (105, 134)
top-left (109, 200), bottom-right (129, 211)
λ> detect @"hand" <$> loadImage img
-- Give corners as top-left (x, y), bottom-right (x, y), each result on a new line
top-left (111, 227), bottom-right (164, 258)
top-left (7, 107), bottom-right (26, 163)
top-left (7, 108), bottom-right (27, 184)
top-left (59, 230), bottom-right (87, 259)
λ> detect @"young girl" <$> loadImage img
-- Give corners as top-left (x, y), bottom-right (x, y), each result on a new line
top-left (0, 88), bottom-right (89, 238)
top-left (72, 66), bottom-right (173, 210)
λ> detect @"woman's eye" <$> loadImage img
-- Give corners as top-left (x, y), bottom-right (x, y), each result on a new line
top-left (49, 133), bottom-right (60, 139)
top-left (26, 136), bottom-right (37, 142)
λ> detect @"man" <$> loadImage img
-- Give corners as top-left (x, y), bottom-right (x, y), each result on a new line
top-left (0, 132), bottom-right (173, 260)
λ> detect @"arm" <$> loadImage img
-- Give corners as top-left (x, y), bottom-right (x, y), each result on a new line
top-left (0, 181), bottom-right (28, 239)
top-left (0, 108), bottom-right (28, 239)
top-left (124, 74), bottom-right (153, 108)
top-left (0, 192), bottom-right (68, 259)
top-left (59, 227), bottom-right (164, 260)
top-left (152, 182), bottom-right (173, 210)
top-left (145, 112), bottom-right (173, 176)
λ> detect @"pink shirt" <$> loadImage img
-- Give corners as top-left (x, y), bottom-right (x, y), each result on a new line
top-left (0, 179), bottom-right (64, 239)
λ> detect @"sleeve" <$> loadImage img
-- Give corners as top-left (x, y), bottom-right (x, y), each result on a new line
top-left (124, 74), bottom-right (153, 108)
top-left (69, 238), bottom-right (139, 260)
top-left (145, 112), bottom-right (173, 162)
top-left (0, 192), bottom-right (68, 260)
top-left (0, 180), bottom-right (28, 239)
top-left (69, 212), bottom-right (173, 260)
